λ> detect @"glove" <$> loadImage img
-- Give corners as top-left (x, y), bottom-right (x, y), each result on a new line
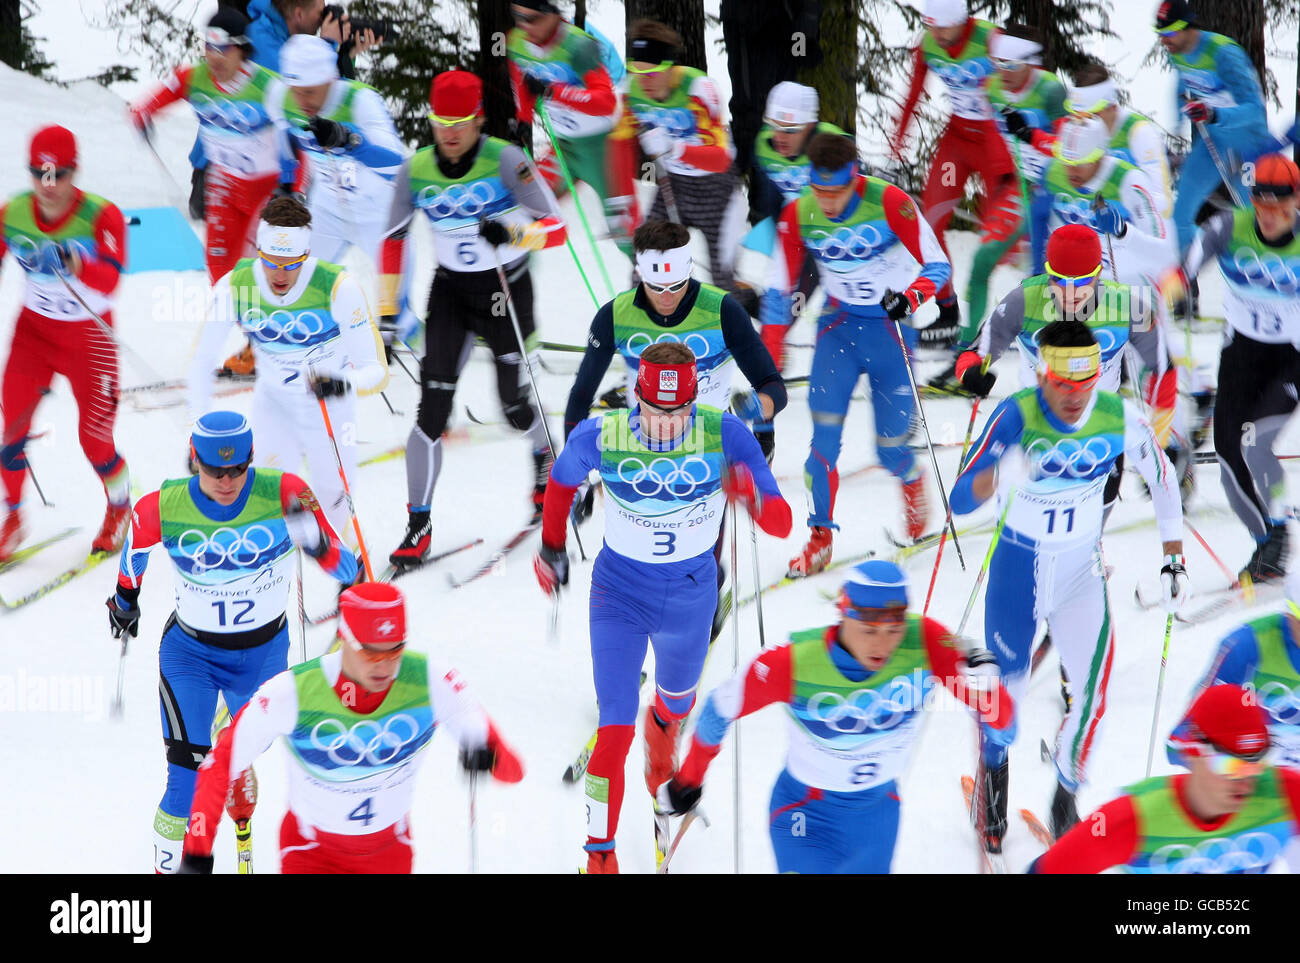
top-left (533, 543), bottom-right (570, 596)
top-left (309, 373), bottom-right (350, 399)
top-left (523, 73), bottom-right (552, 99)
top-left (272, 181), bottom-right (306, 205)
top-left (570, 480), bottom-right (595, 528)
top-left (1001, 107), bottom-right (1035, 143)
top-left (1157, 266), bottom-right (1190, 310)
top-left (1160, 553), bottom-right (1189, 613)
top-left (730, 388), bottom-right (766, 422)
top-left (966, 646), bottom-right (1018, 747)
top-left (655, 777), bottom-right (703, 816)
top-left (459, 724), bottom-right (525, 783)
top-left (176, 852), bottom-right (215, 874)
top-left (37, 241), bottom-right (75, 276)
top-left (189, 168), bottom-right (206, 220)
top-left (479, 217), bottom-right (512, 247)
top-left (306, 116), bottom-right (355, 150)
top-left (721, 462), bottom-right (763, 519)
top-left (880, 288), bottom-right (917, 322)
top-left (1091, 201), bottom-right (1127, 238)
top-left (955, 351), bottom-right (997, 397)
top-left (755, 426), bottom-right (776, 464)
top-left (638, 125), bottom-right (679, 161)
top-left (1182, 100), bottom-right (1215, 125)
top-left (378, 315), bottom-right (398, 362)
top-left (285, 500), bottom-right (325, 558)
top-left (106, 592), bottom-right (141, 640)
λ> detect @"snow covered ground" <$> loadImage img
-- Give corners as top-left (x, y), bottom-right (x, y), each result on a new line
top-left (2, 8), bottom-right (1299, 874)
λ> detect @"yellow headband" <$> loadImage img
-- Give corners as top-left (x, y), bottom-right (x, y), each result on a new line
top-left (1039, 343), bottom-right (1101, 382)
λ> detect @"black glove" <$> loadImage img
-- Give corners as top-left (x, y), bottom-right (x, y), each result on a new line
top-left (1001, 107), bottom-right (1034, 143)
top-left (106, 592), bottom-right (141, 639)
top-left (379, 315), bottom-right (397, 362)
top-left (569, 482), bottom-right (595, 528)
top-left (307, 116), bottom-right (353, 150)
top-left (656, 777), bottom-right (703, 816)
top-left (176, 852), bottom-right (214, 874)
top-left (955, 351), bottom-right (997, 398)
top-left (534, 543), bottom-right (570, 595)
top-left (755, 427), bottom-right (776, 465)
top-left (189, 168), bottom-right (206, 220)
top-left (479, 218), bottom-right (512, 247)
top-left (310, 374), bottom-right (350, 399)
top-left (272, 182), bottom-right (306, 205)
top-left (880, 289), bottom-right (915, 322)
top-left (524, 73), bottom-right (552, 99)
top-left (460, 745), bottom-right (497, 773)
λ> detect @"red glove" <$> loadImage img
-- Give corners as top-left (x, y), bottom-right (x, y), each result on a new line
top-left (225, 768), bottom-right (257, 824)
top-left (1183, 101), bottom-right (1214, 125)
top-left (533, 544), bottom-right (569, 596)
top-left (722, 462), bottom-right (763, 519)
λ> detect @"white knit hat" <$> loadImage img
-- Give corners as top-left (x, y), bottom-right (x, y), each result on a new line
top-left (923, 0), bottom-right (968, 29)
top-left (765, 82), bottom-right (819, 127)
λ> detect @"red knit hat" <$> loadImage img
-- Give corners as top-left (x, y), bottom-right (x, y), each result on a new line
top-left (29, 125), bottom-right (77, 170)
top-left (1045, 224), bottom-right (1102, 281)
top-left (340, 582), bottom-right (406, 646)
top-left (636, 356), bottom-right (698, 408)
top-left (1179, 684), bottom-right (1270, 758)
top-left (429, 70), bottom-right (484, 121)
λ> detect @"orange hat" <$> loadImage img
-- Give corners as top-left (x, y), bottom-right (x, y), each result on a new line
top-left (1252, 154), bottom-right (1299, 204)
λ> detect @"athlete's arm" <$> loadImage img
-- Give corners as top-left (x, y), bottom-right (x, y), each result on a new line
top-left (950, 398), bottom-right (1025, 514)
top-left (541, 417), bottom-right (603, 548)
top-left (1181, 210), bottom-right (1233, 281)
top-left (345, 87), bottom-right (406, 171)
top-left (883, 183), bottom-right (951, 307)
top-left (891, 44), bottom-right (929, 160)
top-left (129, 64), bottom-right (193, 125)
top-left (499, 143), bottom-right (567, 248)
top-left (563, 302), bottom-right (616, 438)
top-left (760, 199), bottom-right (809, 327)
top-left (1211, 43), bottom-right (1268, 132)
top-left (721, 413), bottom-right (792, 537)
top-left (331, 272), bottom-right (389, 394)
top-left (279, 473), bottom-right (358, 584)
top-left (378, 159), bottom-right (416, 315)
top-left (1030, 794), bottom-right (1139, 873)
top-left (115, 490), bottom-right (162, 603)
top-left (677, 75), bottom-right (732, 173)
top-left (920, 617), bottom-right (1015, 736)
top-left (77, 202), bottom-right (127, 294)
top-left (676, 644), bottom-right (796, 786)
top-left (1123, 400), bottom-right (1183, 545)
top-left (977, 285), bottom-right (1028, 362)
top-left (720, 295), bottom-right (786, 416)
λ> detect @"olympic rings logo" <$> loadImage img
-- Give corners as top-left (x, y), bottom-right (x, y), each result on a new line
top-left (616, 456), bottom-right (712, 497)
top-left (625, 331), bottom-right (713, 361)
top-left (1024, 436), bottom-right (1115, 479)
top-left (308, 714), bottom-right (422, 767)
top-left (770, 166), bottom-right (811, 196)
top-left (1231, 248), bottom-right (1300, 295)
top-left (806, 223), bottom-right (886, 262)
top-left (7, 235), bottom-right (89, 275)
top-left (241, 308), bottom-right (329, 345)
top-left (931, 58), bottom-right (993, 89)
top-left (1053, 195), bottom-right (1101, 227)
top-left (175, 525), bottom-right (277, 571)
top-left (1253, 681), bottom-right (1300, 724)
top-left (804, 680), bottom-right (920, 734)
top-left (1147, 831), bottom-right (1282, 874)
top-left (416, 181), bottom-right (499, 219)
top-left (633, 105), bottom-right (693, 139)
top-left (525, 63), bottom-right (573, 85)
top-left (190, 93), bottom-right (269, 135)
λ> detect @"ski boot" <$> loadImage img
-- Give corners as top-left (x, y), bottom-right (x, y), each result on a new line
top-left (92, 502), bottom-right (131, 554)
top-left (1049, 780), bottom-right (1080, 840)
top-left (0, 509), bottom-right (24, 562)
top-left (531, 448), bottom-right (554, 525)
top-left (902, 473), bottom-right (929, 541)
top-left (644, 705), bottom-right (682, 797)
top-left (390, 508), bottom-right (432, 568)
top-left (1241, 523), bottom-right (1289, 584)
top-left (788, 526), bottom-right (833, 577)
top-left (980, 760), bottom-right (1009, 854)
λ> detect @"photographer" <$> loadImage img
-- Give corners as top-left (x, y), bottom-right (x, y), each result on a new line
top-left (246, 0), bottom-right (383, 78)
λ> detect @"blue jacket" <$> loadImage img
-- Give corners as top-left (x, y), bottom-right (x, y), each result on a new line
top-left (246, 0), bottom-right (289, 72)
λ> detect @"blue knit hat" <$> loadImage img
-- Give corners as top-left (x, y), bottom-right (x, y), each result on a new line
top-left (841, 559), bottom-right (909, 610)
top-left (191, 410), bottom-right (253, 467)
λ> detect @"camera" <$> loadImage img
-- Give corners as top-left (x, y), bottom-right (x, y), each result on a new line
top-left (322, 4), bottom-right (396, 48)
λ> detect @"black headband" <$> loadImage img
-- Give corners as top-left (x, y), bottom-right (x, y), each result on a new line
top-left (627, 35), bottom-right (679, 65)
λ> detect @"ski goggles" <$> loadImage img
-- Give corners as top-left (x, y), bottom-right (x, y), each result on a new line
top-left (840, 599), bottom-right (908, 625)
top-left (991, 57), bottom-right (1027, 71)
top-left (627, 59), bottom-right (674, 75)
top-left (512, 9), bottom-right (546, 24)
top-left (1182, 742), bottom-right (1267, 779)
top-left (1046, 263), bottom-right (1103, 289)
top-left (765, 119), bottom-right (807, 135)
top-left (257, 250), bottom-right (309, 272)
top-left (643, 277), bottom-right (690, 295)
top-left (1155, 20), bottom-right (1189, 37)
top-left (28, 165), bottom-right (73, 180)
top-left (637, 393), bottom-right (695, 416)
top-left (196, 457), bottom-right (251, 479)
top-left (428, 112), bottom-right (478, 128)
top-left (349, 638), bottom-right (407, 663)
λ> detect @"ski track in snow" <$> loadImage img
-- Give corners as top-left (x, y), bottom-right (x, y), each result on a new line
top-left (3, 2), bottom-right (1299, 872)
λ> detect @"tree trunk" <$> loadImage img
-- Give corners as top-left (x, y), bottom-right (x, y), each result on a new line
top-left (797, 0), bottom-right (853, 135)
top-left (477, 0), bottom-right (515, 140)
top-left (625, 0), bottom-right (708, 71)
top-left (0, 0), bottom-right (23, 71)
top-left (574, 0), bottom-right (586, 30)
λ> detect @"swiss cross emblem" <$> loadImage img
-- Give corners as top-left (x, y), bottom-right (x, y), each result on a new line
top-left (376, 619), bottom-right (397, 636)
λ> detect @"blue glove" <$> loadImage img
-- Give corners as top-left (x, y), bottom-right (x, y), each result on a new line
top-left (36, 241), bottom-right (74, 276)
top-left (730, 389), bottom-right (766, 422)
top-left (982, 716), bottom-right (1018, 749)
top-left (759, 288), bottom-right (792, 328)
top-left (1092, 202), bottom-right (1127, 237)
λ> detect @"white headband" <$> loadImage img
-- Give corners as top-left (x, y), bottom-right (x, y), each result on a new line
top-left (1067, 79), bottom-right (1119, 112)
top-left (257, 222), bottom-right (311, 259)
top-left (636, 245), bottom-right (693, 286)
top-left (990, 33), bottom-right (1042, 65)
top-left (280, 35), bottom-right (339, 87)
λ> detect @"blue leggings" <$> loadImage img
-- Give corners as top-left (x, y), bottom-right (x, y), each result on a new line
top-left (590, 549), bottom-right (717, 725)
top-left (768, 769), bottom-right (901, 873)
top-left (804, 307), bottom-right (917, 527)
top-left (157, 618), bottom-right (289, 819)
top-left (1173, 135), bottom-right (1268, 255)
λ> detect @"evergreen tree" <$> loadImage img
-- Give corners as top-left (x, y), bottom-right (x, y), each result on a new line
top-left (626, 0), bottom-right (708, 70)
top-left (0, 0), bottom-right (55, 81)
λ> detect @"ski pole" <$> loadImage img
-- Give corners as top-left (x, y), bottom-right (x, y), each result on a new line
top-left (490, 249), bottom-right (587, 561)
top-left (295, 550), bottom-right (308, 663)
top-left (1184, 516), bottom-right (1235, 584)
top-left (749, 517), bottom-right (767, 649)
top-left (468, 768), bottom-right (479, 874)
top-left (923, 398), bottom-right (982, 616)
top-left (111, 636), bottom-right (127, 719)
top-left (314, 393), bottom-right (377, 581)
top-left (535, 102), bottom-right (617, 301)
top-left (729, 503), bottom-right (742, 874)
top-left (956, 491), bottom-right (1015, 637)
top-left (1187, 99), bottom-right (1246, 207)
top-left (1144, 614), bottom-right (1176, 778)
top-left (891, 312), bottom-right (966, 570)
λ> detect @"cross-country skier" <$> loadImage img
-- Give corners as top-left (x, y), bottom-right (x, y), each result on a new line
top-left (176, 582), bottom-right (523, 873)
top-left (0, 126), bottom-right (132, 561)
top-left (106, 411), bottom-right (358, 872)
top-left (655, 559), bottom-right (1016, 873)
top-left (950, 318), bottom-right (1186, 849)
top-left (533, 342), bottom-right (791, 873)
top-left (1033, 684), bottom-right (1300, 873)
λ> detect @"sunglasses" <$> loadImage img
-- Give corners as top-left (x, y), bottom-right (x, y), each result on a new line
top-left (766, 121), bottom-right (806, 135)
top-left (429, 114), bottom-right (477, 130)
top-left (205, 41), bottom-right (239, 53)
top-left (349, 639), bottom-right (407, 663)
top-left (1188, 743), bottom-right (1267, 779)
top-left (257, 251), bottom-right (309, 272)
top-left (643, 277), bottom-right (689, 295)
top-left (1043, 367), bottom-right (1100, 395)
top-left (842, 601), bottom-right (908, 625)
top-left (627, 60), bottom-right (673, 75)
top-left (991, 57), bottom-right (1026, 70)
top-left (196, 458), bottom-right (251, 480)
top-left (638, 395), bottom-right (694, 416)
top-left (28, 165), bottom-right (73, 181)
